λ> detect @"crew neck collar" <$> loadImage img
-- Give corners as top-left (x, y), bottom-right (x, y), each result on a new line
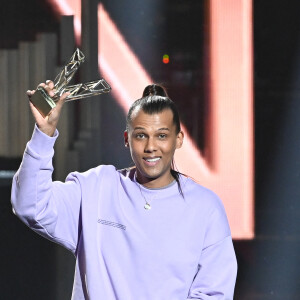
top-left (133, 172), bottom-right (177, 190)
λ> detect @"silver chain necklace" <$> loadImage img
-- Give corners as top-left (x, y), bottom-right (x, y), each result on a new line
top-left (135, 174), bottom-right (176, 210)
top-left (137, 183), bottom-right (155, 210)
top-left (134, 173), bottom-right (155, 210)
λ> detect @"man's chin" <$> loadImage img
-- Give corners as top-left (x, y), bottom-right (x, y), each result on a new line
top-left (136, 169), bottom-right (160, 182)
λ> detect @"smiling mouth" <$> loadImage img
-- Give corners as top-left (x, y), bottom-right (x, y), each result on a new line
top-left (145, 157), bottom-right (160, 162)
top-left (143, 157), bottom-right (161, 165)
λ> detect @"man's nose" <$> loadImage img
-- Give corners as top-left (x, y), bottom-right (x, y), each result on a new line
top-left (144, 137), bottom-right (157, 152)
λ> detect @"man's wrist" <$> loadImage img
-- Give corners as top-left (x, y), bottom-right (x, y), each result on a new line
top-left (27, 124), bottom-right (59, 156)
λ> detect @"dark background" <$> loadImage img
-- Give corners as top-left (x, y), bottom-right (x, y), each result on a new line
top-left (1, 0), bottom-right (300, 299)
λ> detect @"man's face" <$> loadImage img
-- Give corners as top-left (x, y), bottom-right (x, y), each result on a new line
top-left (125, 108), bottom-right (183, 188)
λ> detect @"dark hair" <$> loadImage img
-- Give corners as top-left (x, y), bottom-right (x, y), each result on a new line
top-left (126, 84), bottom-right (184, 197)
top-left (142, 84), bottom-right (169, 98)
top-left (126, 84), bottom-right (181, 134)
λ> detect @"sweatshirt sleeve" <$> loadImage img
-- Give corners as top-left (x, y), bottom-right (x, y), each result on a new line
top-left (11, 125), bottom-right (82, 253)
top-left (187, 198), bottom-right (238, 299)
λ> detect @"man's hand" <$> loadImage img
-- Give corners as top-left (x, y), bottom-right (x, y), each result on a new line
top-left (27, 80), bottom-right (69, 137)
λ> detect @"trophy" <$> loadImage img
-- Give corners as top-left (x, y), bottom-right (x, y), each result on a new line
top-left (30, 48), bottom-right (111, 117)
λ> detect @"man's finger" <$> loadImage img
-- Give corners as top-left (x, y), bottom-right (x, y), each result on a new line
top-left (43, 84), bottom-right (55, 98)
top-left (26, 90), bottom-right (34, 97)
top-left (54, 92), bottom-right (70, 111)
top-left (46, 80), bottom-right (54, 89)
top-left (37, 83), bottom-right (46, 89)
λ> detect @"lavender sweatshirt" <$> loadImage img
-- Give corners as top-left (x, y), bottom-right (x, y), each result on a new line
top-left (11, 126), bottom-right (237, 300)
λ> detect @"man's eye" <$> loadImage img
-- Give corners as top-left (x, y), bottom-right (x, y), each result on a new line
top-left (158, 134), bottom-right (167, 139)
top-left (136, 133), bottom-right (145, 139)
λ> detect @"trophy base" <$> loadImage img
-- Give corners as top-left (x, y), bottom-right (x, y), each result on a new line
top-left (30, 87), bottom-right (57, 117)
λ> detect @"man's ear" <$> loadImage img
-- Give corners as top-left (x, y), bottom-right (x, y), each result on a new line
top-left (124, 130), bottom-right (129, 147)
top-left (176, 131), bottom-right (184, 149)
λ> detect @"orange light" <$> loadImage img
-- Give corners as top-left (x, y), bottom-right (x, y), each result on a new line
top-left (163, 54), bottom-right (169, 64)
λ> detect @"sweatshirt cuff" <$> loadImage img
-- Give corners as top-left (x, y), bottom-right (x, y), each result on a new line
top-left (27, 124), bottom-right (59, 156)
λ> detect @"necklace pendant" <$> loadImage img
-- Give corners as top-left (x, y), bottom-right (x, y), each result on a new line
top-left (144, 203), bottom-right (151, 210)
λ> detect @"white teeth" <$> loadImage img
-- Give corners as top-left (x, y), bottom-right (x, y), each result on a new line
top-left (146, 157), bottom-right (160, 162)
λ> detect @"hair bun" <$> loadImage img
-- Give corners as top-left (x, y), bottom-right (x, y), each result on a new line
top-left (142, 84), bottom-right (168, 97)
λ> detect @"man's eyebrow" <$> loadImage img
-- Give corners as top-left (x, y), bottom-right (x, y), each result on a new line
top-left (157, 128), bottom-right (170, 131)
top-left (133, 126), bottom-right (146, 131)
top-left (133, 127), bottom-right (170, 131)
